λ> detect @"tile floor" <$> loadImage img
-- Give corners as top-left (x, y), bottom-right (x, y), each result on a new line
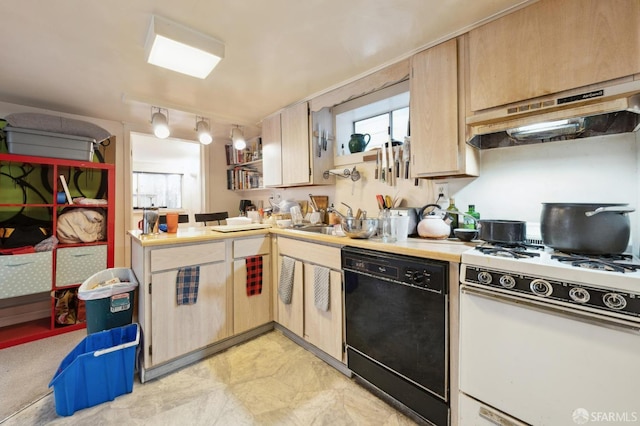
top-left (4, 330), bottom-right (421, 425)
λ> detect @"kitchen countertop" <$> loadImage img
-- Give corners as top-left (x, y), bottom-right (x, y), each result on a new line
top-left (129, 226), bottom-right (475, 262)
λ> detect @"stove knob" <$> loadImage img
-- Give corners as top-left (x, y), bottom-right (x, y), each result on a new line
top-left (603, 293), bottom-right (627, 310)
top-left (477, 271), bottom-right (493, 284)
top-left (499, 275), bottom-right (516, 289)
top-left (530, 279), bottom-right (552, 296)
top-left (569, 287), bottom-right (591, 304)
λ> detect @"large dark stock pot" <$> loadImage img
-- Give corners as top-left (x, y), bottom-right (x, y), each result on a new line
top-left (540, 203), bottom-right (634, 254)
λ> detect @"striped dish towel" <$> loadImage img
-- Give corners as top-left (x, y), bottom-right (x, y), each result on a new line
top-left (246, 255), bottom-right (263, 296)
top-left (278, 256), bottom-right (295, 304)
top-left (176, 266), bottom-right (200, 305)
top-left (314, 265), bottom-right (330, 312)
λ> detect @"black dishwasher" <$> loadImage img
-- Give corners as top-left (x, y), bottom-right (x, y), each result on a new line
top-left (342, 247), bottom-right (449, 426)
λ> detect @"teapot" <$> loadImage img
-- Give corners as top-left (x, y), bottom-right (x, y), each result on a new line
top-left (348, 133), bottom-right (371, 153)
top-left (416, 204), bottom-right (451, 239)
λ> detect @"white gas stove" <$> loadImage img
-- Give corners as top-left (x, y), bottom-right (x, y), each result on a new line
top-left (458, 243), bottom-right (640, 425)
top-left (462, 243), bottom-right (640, 318)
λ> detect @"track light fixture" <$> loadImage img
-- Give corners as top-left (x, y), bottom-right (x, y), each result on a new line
top-left (195, 116), bottom-right (212, 145)
top-left (151, 107), bottom-right (170, 139)
top-left (231, 125), bottom-right (246, 150)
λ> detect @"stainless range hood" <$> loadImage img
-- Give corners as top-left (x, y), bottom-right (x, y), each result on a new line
top-left (467, 80), bottom-right (640, 149)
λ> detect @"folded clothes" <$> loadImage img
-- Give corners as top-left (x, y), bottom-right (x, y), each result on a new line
top-left (246, 255), bottom-right (263, 296)
top-left (176, 266), bottom-right (200, 305)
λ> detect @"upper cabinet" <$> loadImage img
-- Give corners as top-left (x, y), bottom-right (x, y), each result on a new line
top-left (261, 113), bottom-right (282, 187)
top-left (281, 102), bottom-right (311, 186)
top-left (262, 102), bottom-right (334, 187)
top-left (468, 0), bottom-right (640, 112)
top-left (410, 37), bottom-right (478, 178)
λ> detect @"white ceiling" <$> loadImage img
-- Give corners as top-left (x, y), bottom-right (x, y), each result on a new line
top-left (0, 0), bottom-right (532, 142)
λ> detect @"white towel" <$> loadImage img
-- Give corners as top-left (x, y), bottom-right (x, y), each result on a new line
top-left (278, 256), bottom-right (295, 304)
top-left (314, 265), bottom-right (330, 312)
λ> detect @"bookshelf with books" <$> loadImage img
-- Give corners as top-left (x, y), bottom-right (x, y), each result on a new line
top-left (225, 138), bottom-right (264, 191)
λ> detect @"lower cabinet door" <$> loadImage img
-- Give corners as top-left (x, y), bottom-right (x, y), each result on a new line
top-left (303, 263), bottom-right (343, 361)
top-left (150, 261), bottom-right (229, 366)
top-left (233, 255), bottom-right (271, 335)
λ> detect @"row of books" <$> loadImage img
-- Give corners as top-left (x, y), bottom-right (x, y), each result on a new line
top-left (227, 166), bottom-right (262, 190)
top-left (225, 143), bottom-right (262, 166)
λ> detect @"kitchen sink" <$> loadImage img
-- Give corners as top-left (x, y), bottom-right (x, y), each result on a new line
top-left (297, 225), bottom-right (337, 235)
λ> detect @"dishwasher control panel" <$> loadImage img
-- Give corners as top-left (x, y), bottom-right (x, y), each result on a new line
top-left (342, 246), bottom-right (448, 294)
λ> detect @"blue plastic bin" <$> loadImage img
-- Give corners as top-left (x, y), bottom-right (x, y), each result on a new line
top-left (48, 323), bottom-right (139, 416)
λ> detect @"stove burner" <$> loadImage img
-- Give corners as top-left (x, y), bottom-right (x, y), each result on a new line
top-left (475, 243), bottom-right (541, 259)
top-left (552, 253), bottom-right (640, 273)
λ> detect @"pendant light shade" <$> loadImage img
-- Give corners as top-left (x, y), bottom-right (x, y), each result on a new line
top-left (151, 107), bottom-right (170, 139)
top-left (231, 125), bottom-right (246, 150)
top-left (196, 117), bottom-right (213, 145)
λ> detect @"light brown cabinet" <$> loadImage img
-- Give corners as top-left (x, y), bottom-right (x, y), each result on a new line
top-left (148, 242), bottom-right (230, 366)
top-left (274, 236), bottom-right (344, 361)
top-left (232, 236), bottom-right (272, 335)
top-left (468, 0), bottom-right (640, 112)
top-left (261, 113), bottom-right (283, 187)
top-left (410, 38), bottom-right (478, 178)
top-left (281, 102), bottom-right (311, 186)
top-left (131, 239), bottom-right (232, 380)
top-left (262, 102), bottom-right (334, 187)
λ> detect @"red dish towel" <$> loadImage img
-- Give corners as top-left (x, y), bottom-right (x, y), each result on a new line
top-left (246, 255), bottom-right (263, 296)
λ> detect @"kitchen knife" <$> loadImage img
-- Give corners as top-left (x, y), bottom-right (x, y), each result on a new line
top-left (374, 149), bottom-right (379, 179)
top-left (403, 136), bottom-right (411, 179)
top-left (322, 130), bottom-right (327, 151)
top-left (394, 145), bottom-right (400, 179)
top-left (381, 143), bottom-right (387, 183)
top-left (387, 139), bottom-right (394, 186)
top-left (317, 126), bottom-right (322, 157)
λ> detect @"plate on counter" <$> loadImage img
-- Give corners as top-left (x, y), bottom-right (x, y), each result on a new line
top-left (210, 223), bottom-right (272, 232)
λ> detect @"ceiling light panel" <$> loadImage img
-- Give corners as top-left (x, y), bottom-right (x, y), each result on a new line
top-left (145, 15), bottom-right (225, 79)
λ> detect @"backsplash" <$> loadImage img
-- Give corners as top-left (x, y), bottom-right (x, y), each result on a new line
top-left (335, 132), bottom-right (639, 254)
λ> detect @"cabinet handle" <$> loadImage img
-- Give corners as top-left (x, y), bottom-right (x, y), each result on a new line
top-left (7, 261), bottom-right (34, 267)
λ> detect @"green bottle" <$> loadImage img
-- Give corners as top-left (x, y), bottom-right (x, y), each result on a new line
top-left (464, 204), bottom-right (480, 229)
top-left (446, 198), bottom-right (459, 237)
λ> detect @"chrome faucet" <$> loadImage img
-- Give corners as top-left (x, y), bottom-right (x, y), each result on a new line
top-left (327, 202), bottom-right (353, 220)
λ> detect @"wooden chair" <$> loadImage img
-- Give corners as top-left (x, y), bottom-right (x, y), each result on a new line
top-left (195, 212), bottom-right (229, 226)
top-left (158, 214), bottom-right (190, 225)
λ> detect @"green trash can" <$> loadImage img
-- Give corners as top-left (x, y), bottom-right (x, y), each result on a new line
top-left (79, 268), bottom-right (139, 334)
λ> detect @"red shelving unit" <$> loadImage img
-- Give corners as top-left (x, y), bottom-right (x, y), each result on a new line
top-left (0, 153), bottom-right (114, 349)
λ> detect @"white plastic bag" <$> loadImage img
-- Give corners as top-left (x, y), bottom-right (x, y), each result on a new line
top-left (78, 268), bottom-right (138, 300)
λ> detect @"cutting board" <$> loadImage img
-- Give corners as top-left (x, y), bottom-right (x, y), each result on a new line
top-left (311, 195), bottom-right (329, 223)
top-left (210, 223), bottom-right (271, 232)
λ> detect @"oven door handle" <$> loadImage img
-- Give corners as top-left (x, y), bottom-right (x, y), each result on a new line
top-left (478, 405), bottom-right (528, 426)
top-left (461, 285), bottom-right (640, 335)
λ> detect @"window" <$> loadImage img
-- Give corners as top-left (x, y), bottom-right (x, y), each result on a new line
top-left (132, 172), bottom-right (182, 208)
top-left (353, 106), bottom-right (409, 150)
top-left (334, 80), bottom-right (410, 154)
